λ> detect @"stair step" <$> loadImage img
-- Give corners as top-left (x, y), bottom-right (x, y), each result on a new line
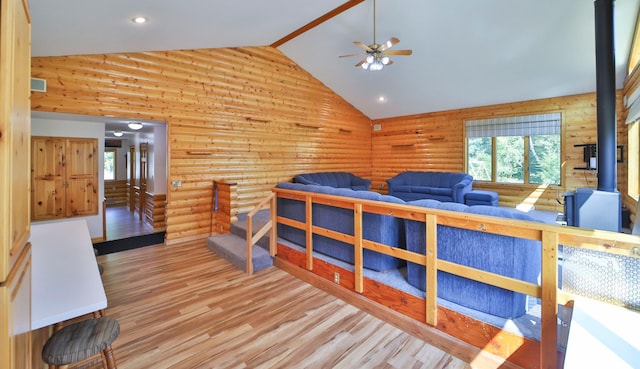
top-left (207, 233), bottom-right (273, 273)
top-left (231, 210), bottom-right (272, 250)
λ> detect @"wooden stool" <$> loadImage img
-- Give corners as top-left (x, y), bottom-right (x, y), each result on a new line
top-left (42, 317), bottom-right (120, 369)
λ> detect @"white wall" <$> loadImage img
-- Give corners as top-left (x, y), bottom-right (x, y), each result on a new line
top-left (31, 117), bottom-right (105, 239)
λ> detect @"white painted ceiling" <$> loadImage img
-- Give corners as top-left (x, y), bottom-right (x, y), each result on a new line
top-left (30, 0), bottom-right (639, 120)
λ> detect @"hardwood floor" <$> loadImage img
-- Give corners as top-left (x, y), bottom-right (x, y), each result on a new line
top-left (105, 205), bottom-right (154, 241)
top-left (91, 240), bottom-right (478, 369)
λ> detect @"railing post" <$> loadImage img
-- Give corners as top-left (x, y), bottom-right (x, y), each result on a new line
top-left (425, 213), bottom-right (438, 326)
top-left (270, 195), bottom-right (277, 256)
top-left (540, 230), bottom-right (559, 369)
top-left (246, 214), bottom-right (254, 275)
top-left (305, 196), bottom-right (313, 270)
top-left (354, 203), bottom-right (363, 293)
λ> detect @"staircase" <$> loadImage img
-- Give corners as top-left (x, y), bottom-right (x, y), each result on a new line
top-left (206, 209), bottom-right (273, 273)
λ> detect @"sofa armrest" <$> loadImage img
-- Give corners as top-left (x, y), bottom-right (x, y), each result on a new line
top-left (451, 176), bottom-right (473, 203)
top-left (350, 175), bottom-right (371, 190)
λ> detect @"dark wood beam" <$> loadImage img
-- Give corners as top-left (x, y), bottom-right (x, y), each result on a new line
top-left (270, 0), bottom-right (365, 48)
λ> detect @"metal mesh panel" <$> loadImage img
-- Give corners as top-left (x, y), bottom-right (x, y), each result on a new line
top-left (562, 246), bottom-right (640, 309)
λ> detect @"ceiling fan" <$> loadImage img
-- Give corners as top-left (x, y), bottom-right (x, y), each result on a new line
top-left (339, 0), bottom-right (412, 71)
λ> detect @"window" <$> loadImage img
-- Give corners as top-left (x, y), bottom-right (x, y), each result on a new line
top-left (104, 149), bottom-right (117, 180)
top-left (466, 113), bottom-right (561, 185)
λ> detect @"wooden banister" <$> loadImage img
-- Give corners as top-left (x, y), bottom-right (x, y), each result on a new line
top-left (245, 193), bottom-right (276, 275)
top-left (272, 187), bottom-right (640, 369)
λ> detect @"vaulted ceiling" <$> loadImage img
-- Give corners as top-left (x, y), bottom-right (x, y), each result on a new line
top-left (30, 0), bottom-right (639, 120)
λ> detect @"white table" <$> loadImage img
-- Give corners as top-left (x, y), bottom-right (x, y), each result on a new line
top-left (564, 297), bottom-right (640, 369)
top-left (30, 219), bottom-right (107, 330)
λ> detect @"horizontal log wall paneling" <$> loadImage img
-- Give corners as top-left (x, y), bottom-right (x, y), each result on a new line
top-left (104, 180), bottom-right (128, 206)
top-left (31, 47), bottom-right (372, 243)
top-left (372, 92), bottom-right (629, 213)
top-left (144, 192), bottom-right (166, 231)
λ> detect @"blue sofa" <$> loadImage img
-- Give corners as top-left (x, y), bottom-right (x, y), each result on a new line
top-left (386, 171), bottom-right (473, 203)
top-left (275, 182), bottom-right (404, 271)
top-left (404, 199), bottom-right (542, 318)
top-left (294, 172), bottom-right (371, 191)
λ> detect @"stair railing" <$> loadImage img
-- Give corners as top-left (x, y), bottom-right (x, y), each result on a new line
top-left (245, 192), bottom-right (277, 274)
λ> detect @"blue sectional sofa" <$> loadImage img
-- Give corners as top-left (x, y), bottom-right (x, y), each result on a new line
top-left (275, 182), bottom-right (404, 271)
top-left (386, 171), bottom-right (473, 203)
top-left (294, 172), bottom-right (371, 190)
top-left (404, 199), bottom-right (542, 319)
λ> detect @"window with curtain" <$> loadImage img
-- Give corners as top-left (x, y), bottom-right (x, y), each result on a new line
top-left (466, 113), bottom-right (561, 185)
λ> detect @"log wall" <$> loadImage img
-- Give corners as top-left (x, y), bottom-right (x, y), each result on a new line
top-left (31, 47), bottom-right (372, 243)
top-left (104, 180), bottom-right (128, 206)
top-left (372, 92), bottom-right (630, 213)
top-left (30, 46), bottom-right (636, 242)
top-left (145, 192), bottom-right (166, 232)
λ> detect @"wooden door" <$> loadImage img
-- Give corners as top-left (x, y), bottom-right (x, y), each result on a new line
top-left (129, 145), bottom-right (136, 212)
top-left (0, 244), bottom-right (32, 369)
top-left (66, 138), bottom-right (98, 216)
top-left (139, 142), bottom-right (148, 221)
top-left (31, 138), bottom-right (65, 219)
top-left (31, 137), bottom-right (98, 220)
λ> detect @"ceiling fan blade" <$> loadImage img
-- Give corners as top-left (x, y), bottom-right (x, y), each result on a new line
top-left (355, 58), bottom-right (367, 67)
top-left (379, 37), bottom-right (400, 51)
top-left (354, 41), bottom-right (373, 52)
top-left (384, 49), bottom-right (412, 56)
top-left (339, 52), bottom-right (366, 58)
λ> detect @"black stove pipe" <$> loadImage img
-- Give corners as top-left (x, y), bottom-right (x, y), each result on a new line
top-left (594, 0), bottom-right (617, 192)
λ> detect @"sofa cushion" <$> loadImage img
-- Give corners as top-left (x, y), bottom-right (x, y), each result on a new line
top-left (275, 181), bottom-right (405, 271)
top-left (405, 199), bottom-right (542, 319)
top-left (294, 172), bottom-right (371, 190)
top-left (386, 171), bottom-right (473, 203)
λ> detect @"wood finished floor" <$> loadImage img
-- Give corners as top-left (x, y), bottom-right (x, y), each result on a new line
top-left (105, 205), bottom-right (154, 241)
top-left (94, 240), bottom-right (474, 369)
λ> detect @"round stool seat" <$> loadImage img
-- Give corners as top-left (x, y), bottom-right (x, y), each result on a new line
top-left (42, 317), bottom-right (120, 366)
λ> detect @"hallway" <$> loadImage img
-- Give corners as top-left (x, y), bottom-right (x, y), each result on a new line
top-left (105, 205), bottom-right (154, 241)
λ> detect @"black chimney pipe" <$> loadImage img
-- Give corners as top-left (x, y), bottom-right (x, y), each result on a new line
top-left (594, 0), bottom-right (617, 192)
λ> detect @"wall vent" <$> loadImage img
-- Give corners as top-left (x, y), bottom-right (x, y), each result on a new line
top-left (30, 77), bottom-right (46, 92)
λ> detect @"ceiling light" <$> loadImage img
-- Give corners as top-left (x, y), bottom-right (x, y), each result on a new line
top-left (113, 131), bottom-right (123, 137)
top-left (128, 122), bottom-right (143, 130)
top-left (377, 96), bottom-right (386, 103)
top-left (132, 16), bottom-right (147, 24)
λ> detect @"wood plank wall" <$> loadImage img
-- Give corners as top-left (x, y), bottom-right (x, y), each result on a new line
top-left (104, 180), bottom-right (128, 206)
top-left (144, 192), bottom-right (166, 231)
top-left (31, 47), bottom-right (372, 243)
top-left (372, 92), bottom-right (631, 214)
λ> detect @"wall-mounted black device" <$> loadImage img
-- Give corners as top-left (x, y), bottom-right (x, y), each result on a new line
top-left (574, 144), bottom-right (597, 170)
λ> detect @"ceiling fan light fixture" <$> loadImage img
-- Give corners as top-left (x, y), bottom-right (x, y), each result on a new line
top-left (128, 122), bottom-right (143, 130)
top-left (381, 56), bottom-right (390, 65)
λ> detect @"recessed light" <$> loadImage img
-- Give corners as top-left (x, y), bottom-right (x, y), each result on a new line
top-left (132, 16), bottom-right (147, 24)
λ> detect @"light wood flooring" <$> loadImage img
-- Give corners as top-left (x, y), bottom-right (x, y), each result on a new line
top-left (105, 205), bottom-right (154, 241)
top-left (90, 240), bottom-right (478, 369)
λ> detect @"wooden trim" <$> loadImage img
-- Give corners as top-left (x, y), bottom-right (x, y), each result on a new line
top-left (270, 0), bottom-right (365, 47)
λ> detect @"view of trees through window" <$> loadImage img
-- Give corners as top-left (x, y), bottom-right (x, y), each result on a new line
top-left (104, 149), bottom-right (116, 180)
top-left (468, 135), bottom-right (560, 185)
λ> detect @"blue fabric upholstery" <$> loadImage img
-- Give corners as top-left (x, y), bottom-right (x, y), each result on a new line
top-left (386, 171), bottom-right (472, 203)
top-left (405, 200), bottom-right (542, 319)
top-left (465, 190), bottom-right (499, 206)
top-left (276, 182), bottom-right (404, 271)
top-left (294, 172), bottom-right (371, 190)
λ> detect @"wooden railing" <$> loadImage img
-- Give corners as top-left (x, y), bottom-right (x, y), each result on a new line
top-left (271, 187), bottom-right (640, 369)
top-left (245, 193), bottom-right (277, 275)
